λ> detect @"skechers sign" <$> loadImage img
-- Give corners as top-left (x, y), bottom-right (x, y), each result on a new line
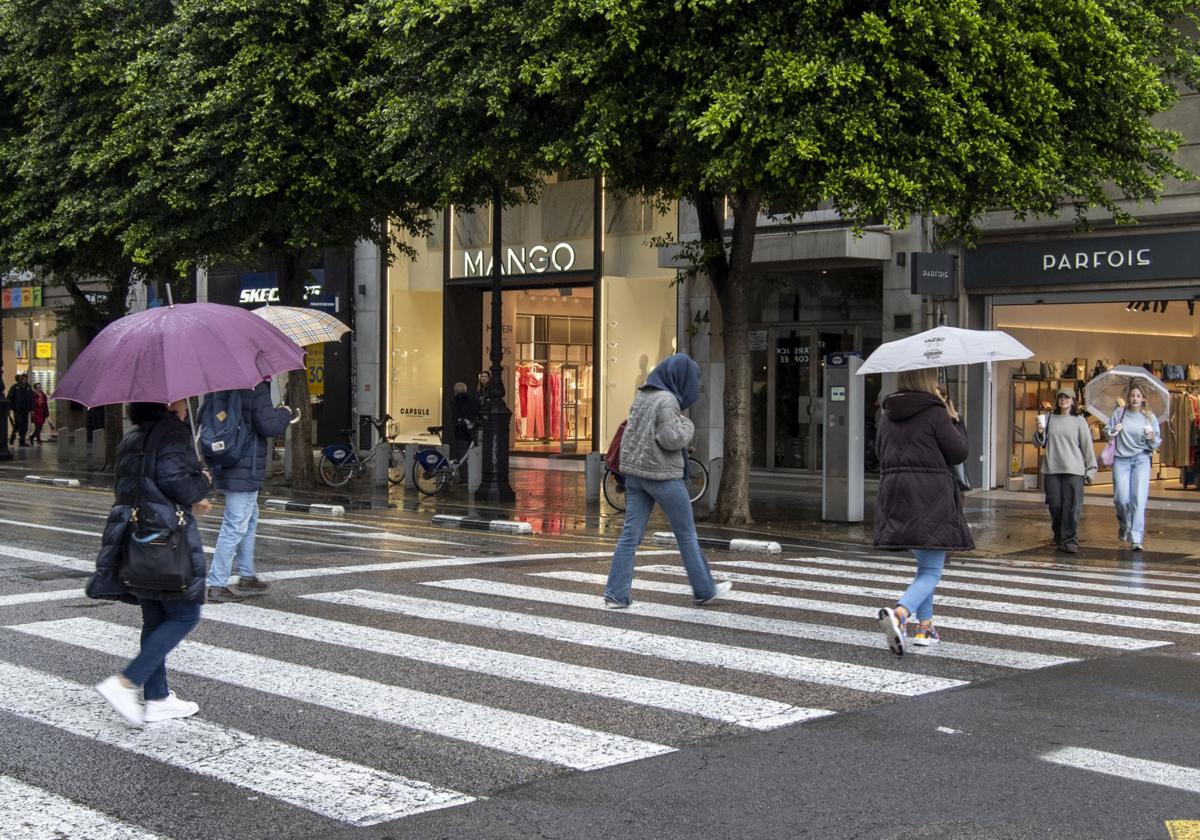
top-left (964, 231), bottom-right (1200, 290)
top-left (461, 243), bottom-right (577, 278)
top-left (238, 270), bottom-right (326, 306)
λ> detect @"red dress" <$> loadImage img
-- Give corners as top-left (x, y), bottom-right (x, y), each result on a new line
top-left (32, 392), bottom-right (49, 425)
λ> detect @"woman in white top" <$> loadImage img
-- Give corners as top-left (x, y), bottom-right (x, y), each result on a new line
top-left (1034, 388), bottom-right (1097, 554)
top-left (1105, 380), bottom-right (1162, 551)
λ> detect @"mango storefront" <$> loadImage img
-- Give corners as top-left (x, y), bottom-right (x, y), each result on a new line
top-left (386, 176), bottom-right (679, 456)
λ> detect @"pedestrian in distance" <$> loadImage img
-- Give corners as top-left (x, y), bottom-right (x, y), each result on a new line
top-left (603, 352), bottom-right (732, 608)
top-left (204, 380), bottom-right (294, 602)
top-left (88, 400), bottom-right (214, 727)
top-left (451, 381), bottom-right (479, 461)
top-left (1106, 380), bottom-right (1161, 551)
top-left (6, 372), bottom-right (33, 446)
top-left (874, 368), bottom-right (974, 654)
top-left (29, 382), bottom-right (49, 445)
top-left (1034, 388), bottom-right (1097, 554)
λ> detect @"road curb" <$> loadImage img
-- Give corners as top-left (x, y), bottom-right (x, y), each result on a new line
top-left (24, 475), bottom-right (82, 488)
top-left (432, 514), bottom-right (533, 535)
top-left (264, 499), bottom-right (345, 517)
top-left (651, 531), bottom-right (782, 554)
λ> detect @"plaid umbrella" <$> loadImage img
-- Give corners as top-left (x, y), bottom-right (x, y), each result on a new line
top-left (251, 305), bottom-right (350, 346)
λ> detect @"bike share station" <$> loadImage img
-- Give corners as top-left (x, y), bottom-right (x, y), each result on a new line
top-left (822, 352), bottom-right (865, 522)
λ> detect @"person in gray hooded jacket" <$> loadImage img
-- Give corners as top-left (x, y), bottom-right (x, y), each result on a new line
top-left (603, 353), bottom-right (731, 608)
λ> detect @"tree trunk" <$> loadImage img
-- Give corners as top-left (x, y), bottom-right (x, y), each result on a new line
top-left (273, 246), bottom-right (316, 489)
top-left (708, 191), bottom-right (760, 526)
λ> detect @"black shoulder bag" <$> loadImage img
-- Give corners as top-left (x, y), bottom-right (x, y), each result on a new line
top-left (121, 423), bottom-right (193, 593)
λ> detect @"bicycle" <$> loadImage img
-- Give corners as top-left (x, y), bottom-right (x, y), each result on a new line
top-left (411, 425), bottom-right (478, 496)
top-left (603, 455), bottom-right (709, 512)
top-left (317, 415), bottom-right (403, 487)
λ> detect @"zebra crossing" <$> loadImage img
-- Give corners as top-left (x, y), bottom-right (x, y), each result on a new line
top-left (3, 547), bottom-right (1200, 836)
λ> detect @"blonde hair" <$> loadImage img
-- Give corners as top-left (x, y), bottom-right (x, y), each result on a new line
top-left (896, 368), bottom-right (940, 395)
top-left (1125, 379), bottom-right (1155, 419)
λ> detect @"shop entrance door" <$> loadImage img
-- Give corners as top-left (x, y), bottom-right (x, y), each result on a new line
top-left (751, 326), bottom-right (858, 471)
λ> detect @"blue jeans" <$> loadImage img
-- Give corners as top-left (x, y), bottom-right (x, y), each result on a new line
top-left (1112, 453), bottom-right (1151, 544)
top-left (207, 490), bottom-right (260, 586)
top-left (605, 475), bottom-right (717, 605)
top-left (897, 549), bottom-right (946, 622)
top-left (122, 598), bottom-right (202, 701)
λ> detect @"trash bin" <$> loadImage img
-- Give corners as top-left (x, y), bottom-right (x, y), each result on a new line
top-left (585, 451), bottom-right (603, 502)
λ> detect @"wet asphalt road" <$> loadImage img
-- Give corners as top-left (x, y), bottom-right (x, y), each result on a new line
top-left (0, 476), bottom-right (1198, 840)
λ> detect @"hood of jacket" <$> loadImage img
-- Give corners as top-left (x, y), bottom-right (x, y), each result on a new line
top-left (882, 390), bottom-right (944, 422)
top-left (642, 353), bottom-right (701, 410)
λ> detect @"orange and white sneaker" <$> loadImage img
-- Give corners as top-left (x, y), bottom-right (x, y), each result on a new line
top-left (911, 623), bottom-right (940, 647)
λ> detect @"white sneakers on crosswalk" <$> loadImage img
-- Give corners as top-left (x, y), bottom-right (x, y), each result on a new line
top-left (144, 692), bottom-right (200, 723)
top-left (94, 674), bottom-right (143, 728)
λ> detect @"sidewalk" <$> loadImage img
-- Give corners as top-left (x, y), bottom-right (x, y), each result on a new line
top-left (6, 441), bottom-right (1200, 569)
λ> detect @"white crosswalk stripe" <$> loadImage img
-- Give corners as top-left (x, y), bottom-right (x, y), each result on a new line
top-left (0, 588), bottom-right (87, 607)
top-left (303, 589), bottom-right (968, 696)
top-left (426, 576), bottom-right (1078, 670)
top-left (198, 602), bottom-right (829, 730)
top-left (0, 774), bottom-right (169, 840)
top-left (534, 571), bottom-right (1169, 651)
top-left (640, 565), bottom-right (1200, 636)
top-left (713, 559), bottom-right (1200, 616)
top-left (12, 617), bottom-right (674, 771)
top-left (768, 555), bottom-right (1200, 599)
top-left (0, 662), bottom-right (474, 825)
top-left (1042, 747), bottom-right (1200, 793)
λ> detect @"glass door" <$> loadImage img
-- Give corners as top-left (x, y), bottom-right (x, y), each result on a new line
top-left (750, 325), bottom-right (862, 472)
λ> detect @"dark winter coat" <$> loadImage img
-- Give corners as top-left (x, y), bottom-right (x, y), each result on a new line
top-left (452, 392), bottom-right (480, 442)
top-left (7, 381), bottom-right (33, 413)
top-left (86, 414), bottom-right (212, 604)
top-left (212, 381), bottom-right (291, 493)
top-left (873, 390), bottom-right (975, 552)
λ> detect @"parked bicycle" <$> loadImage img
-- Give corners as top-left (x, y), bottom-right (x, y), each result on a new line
top-left (412, 425), bottom-right (478, 496)
top-left (317, 415), bottom-right (403, 487)
top-left (603, 455), bottom-right (709, 512)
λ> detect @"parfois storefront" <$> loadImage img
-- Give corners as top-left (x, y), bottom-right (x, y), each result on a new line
top-left (966, 228), bottom-right (1200, 498)
top-left (386, 176), bottom-right (679, 457)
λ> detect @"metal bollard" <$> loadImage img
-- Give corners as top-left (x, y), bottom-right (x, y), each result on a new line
top-left (584, 451), bottom-right (603, 502)
top-left (373, 440), bottom-right (391, 487)
top-left (467, 442), bottom-right (482, 494)
top-left (700, 457), bottom-right (723, 513)
top-left (91, 429), bottom-right (106, 469)
top-left (73, 428), bottom-right (88, 464)
top-left (283, 425), bottom-right (293, 480)
top-left (402, 444), bottom-right (417, 490)
top-left (59, 428), bottom-right (74, 463)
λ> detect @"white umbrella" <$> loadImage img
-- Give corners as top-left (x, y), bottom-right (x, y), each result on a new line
top-left (251, 304), bottom-right (350, 346)
top-left (1083, 366), bottom-right (1170, 422)
top-left (856, 326), bottom-right (1033, 375)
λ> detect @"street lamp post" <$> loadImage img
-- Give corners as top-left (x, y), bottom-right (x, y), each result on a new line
top-left (477, 190), bottom-right (516, 503)
top-left (0, 304), bottom-right (11, 460)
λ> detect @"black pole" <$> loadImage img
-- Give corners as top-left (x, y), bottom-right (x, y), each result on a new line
top-left (478, 189), bottom-right (516, 502)
top-left (0, 305), bottom-right (11, 461)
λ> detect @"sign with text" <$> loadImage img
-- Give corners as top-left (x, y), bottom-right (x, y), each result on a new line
top-left (910, 252), bottom-right (956, 297)
top-left (238, 270), bottom-right (327, 306)
top-left (306, 344), bottom-right (325, 401)
top-left (1, 286), bottom-right (42, 309)
top-left (35, 341), bottom-right (53, 359)
top-left (964, 231), bottom-right (1200, 290)
top-left (456, 242), bottom-right (584, 279)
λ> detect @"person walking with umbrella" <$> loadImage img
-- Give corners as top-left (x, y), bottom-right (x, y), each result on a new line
top-left (873, 368), bottom-right (974, 654)
top-left (1034, 388), bottom-right (1097, 553)
top-left (1106, 379), bottom-right (1162, 551)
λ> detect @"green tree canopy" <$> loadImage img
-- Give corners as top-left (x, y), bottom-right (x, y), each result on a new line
top-left (373, 0), bottom-right (1200, 522)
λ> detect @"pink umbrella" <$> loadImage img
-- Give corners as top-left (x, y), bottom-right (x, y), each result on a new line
top-left (54, 302), bottom-right (306, 407)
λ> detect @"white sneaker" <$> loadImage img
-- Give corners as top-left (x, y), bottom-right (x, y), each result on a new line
top-left (95, 675), bottom-right (144, 727)
top-left (877, 607), bottom-right (906, 656)
top-left (144, 692), bottom-right (200, 723)
top-left (695, 580), bottom-right (733, 605)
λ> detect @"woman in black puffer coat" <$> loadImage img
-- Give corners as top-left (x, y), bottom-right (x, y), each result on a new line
top-left (88, 401), bottom-right (212, 727)
top-left (873, 368), bottom-right (973, 656)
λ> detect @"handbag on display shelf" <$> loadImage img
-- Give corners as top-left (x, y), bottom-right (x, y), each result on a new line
top-left (1039, 361), bottom-right (1062, 379)
top-left (1150, 359), bottom-right (1164, 378)
top-left (1092, 359), bottom-right (1110, 377)
top-left (1165, 364), bottom-right (1186, 382)
top-left (1188, 364), bottom-right (1200, 381)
